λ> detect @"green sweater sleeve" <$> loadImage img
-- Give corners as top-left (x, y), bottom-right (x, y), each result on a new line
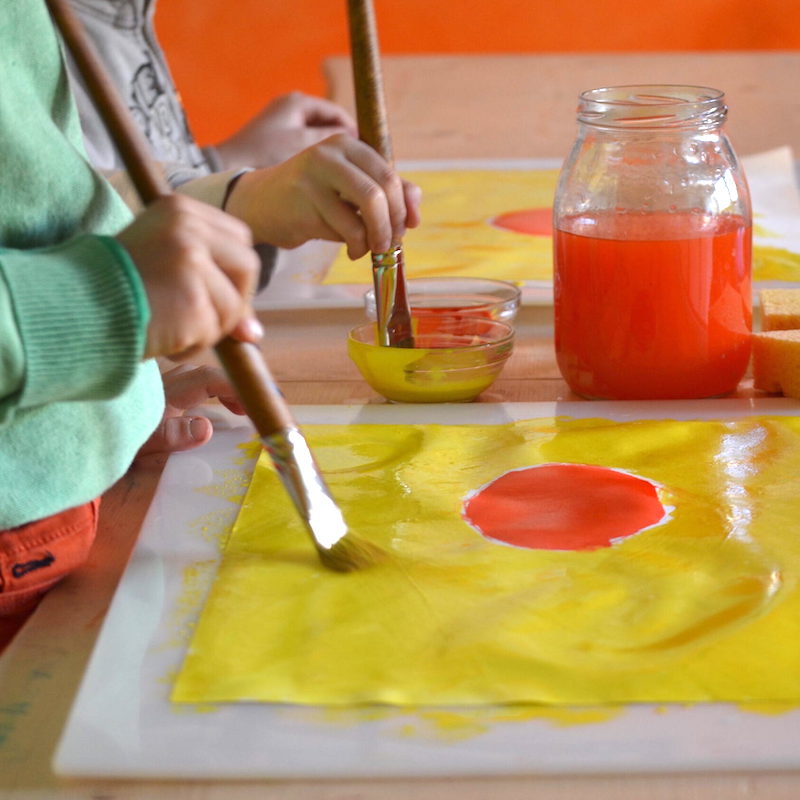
top-left (0, 234), bottom-right (150, 422)
top-left (0, 270), bottom-right (24, 400)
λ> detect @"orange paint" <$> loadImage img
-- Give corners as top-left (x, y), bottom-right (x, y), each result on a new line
top-left (491, 207), bottom-right (553, 236)
top-left (411, 306), bottom-right (493, 336)
top-left (462, 463), bottom-right (667, 551)
top-left (554, 211), bottom-right (752, 400)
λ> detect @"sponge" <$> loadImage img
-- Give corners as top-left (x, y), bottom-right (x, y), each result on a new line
top-left (752, 330), bottom-right (800, 398)
top-left (759, 288), bottom-right (800, 331)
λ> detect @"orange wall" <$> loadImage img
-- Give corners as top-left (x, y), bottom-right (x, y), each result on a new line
top-left (156, 0), bottom-right (800, 146)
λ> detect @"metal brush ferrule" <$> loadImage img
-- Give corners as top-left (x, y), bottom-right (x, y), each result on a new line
top-left (262, 426), bottom-right (348, 550)
top-left (372, 245), bottom-right (413, 347)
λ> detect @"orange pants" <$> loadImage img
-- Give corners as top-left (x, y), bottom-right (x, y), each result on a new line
top-left (0, 498), bottom-right (100, 617)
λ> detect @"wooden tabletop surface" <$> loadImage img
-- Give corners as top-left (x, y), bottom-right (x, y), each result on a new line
top-left (324, 51), bottom-right (800, 161)
top-left (1, 51), bottom-right (798, 799)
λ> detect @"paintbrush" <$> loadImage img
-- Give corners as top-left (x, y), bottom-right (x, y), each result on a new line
top-left (46, 0), bottom-right (379, 572)
top-left (347, 0), bottom-right (414, 348)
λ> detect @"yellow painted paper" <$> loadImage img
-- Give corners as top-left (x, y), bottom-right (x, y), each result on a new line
top-left (173, 416), bottom-right (800, 706)
top-left (322, 169), bottom-right (557, 284)
top-left (752, 244), bottom-right (800, 281)
top-left (321, 168), bottom-right (800, 285)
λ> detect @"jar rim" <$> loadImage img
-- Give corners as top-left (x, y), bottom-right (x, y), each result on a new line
top-left (577, 84), bottom-right (726, 130)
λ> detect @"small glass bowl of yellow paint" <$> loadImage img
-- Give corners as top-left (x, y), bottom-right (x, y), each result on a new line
top-left (348, 315), bottom-right (514, 403)
top-left (364, 277), bottom-right (521, 325)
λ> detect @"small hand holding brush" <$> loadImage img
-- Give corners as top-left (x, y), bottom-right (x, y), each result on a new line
top-left (46, 0), bottom-right (380, 572)
top-left (347, 0), bottom-right (414, 349)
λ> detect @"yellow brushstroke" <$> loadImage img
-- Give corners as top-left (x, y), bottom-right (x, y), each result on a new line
top-left (323, 169), bottom-right (558, 284)
top-left (292, 704), bottom-right (622, 743)
top-left (172, 416), bottom-right (800, 707)
top-left (753, 245), bottom-right (800, 281)
top-left (753, 220), bottom-right (779, 238)
top-left (739, 702), bottom-right (799, 716)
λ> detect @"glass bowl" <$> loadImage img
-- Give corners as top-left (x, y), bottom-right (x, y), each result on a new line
top-left (364, 277), bottom-right (521, 325)
top-left (348, 315), bottom-right (514, 403)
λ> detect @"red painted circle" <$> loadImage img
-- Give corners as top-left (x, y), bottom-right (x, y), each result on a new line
top-left (462, 463), bottom-right (667, 551)
top-left (491, 207), bottom-right (553, 236)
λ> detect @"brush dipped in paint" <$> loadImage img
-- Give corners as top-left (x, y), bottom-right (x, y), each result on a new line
top-left (46, 0), bottom-right (380, 572)
top-left (347, 0), bottom-right (414, 349)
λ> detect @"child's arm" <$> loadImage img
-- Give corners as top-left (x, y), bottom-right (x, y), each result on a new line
top-left (0, 235), bottom-right (150, 422)
top-left (0, 276), bottom-right (25, 407)
top-left (0, 191), bottom-right (262, 423)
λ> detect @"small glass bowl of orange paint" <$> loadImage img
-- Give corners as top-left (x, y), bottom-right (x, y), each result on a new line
top-left (363, 277), bottom-right (521, 326)
top-left (348, 315), bottom-right (514, 403)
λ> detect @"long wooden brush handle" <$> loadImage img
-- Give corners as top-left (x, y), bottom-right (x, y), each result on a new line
top-left (347, 0), bottom-right (394, 163)
top-left (214, 338), bottom-right (293, 431)
top-left (47, 0), bottom-right (166, 201)
top-left (46, 0), bottom-right (295, 437)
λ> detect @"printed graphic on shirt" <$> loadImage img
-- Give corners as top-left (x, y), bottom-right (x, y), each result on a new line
top-left (70, 0), bottom-right (211, 181)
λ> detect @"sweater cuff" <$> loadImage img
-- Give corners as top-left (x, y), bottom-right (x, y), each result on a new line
top-left (0, 235), bottom-right (149, 406)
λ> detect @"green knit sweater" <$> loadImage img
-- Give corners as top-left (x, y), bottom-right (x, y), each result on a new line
top-left (0, 1), bottom-right (164, 527)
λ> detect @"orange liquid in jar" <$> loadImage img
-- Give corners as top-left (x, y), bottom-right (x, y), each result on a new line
top-left (554, 212), bottom-right (752, 400)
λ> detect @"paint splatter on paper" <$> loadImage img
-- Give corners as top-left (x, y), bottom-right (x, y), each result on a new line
top-left (172, 416), bottom-right (800, 706)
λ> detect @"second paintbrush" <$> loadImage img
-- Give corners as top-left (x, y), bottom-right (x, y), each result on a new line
top-left (347, 0), bottom-right (414, 348)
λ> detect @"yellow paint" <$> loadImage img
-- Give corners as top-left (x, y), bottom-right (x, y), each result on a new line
top-left (394, 711), bottom-right (501, 743)
top-left (324, 169), bottom-right (558, 284)
top-left (284, 703), bottom-right (622, 743)
top-left (188, 511), bottom-right (237, 548)
top-left (165, 562), bottom-right (218, 647)
top-left (194, 469), bottom-right (248, 503)
top-left (739, 702), bottom-right (799, 716)
top-left (347, 328), bottom-right (509, 402)
top-left (752, 218), bottom-right (779, 239)
top-left (753, 245), bottom-right (800, 281)
top-left (405, 706), bottom-right (623, 741)
top-left (172, 416), bottom-right (800, 706)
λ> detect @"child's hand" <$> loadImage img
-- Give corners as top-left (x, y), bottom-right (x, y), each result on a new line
top-left (213, 92), bottom-right (358, 170)
top-left (135, 362), bottom-right (246, 465)
top-left (224, 133), bottom-right (422, 260)
top-left (115, 195), bottom-right (262, 360)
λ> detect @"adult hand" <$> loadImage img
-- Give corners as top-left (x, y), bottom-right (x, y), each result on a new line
top-left (224, 133), bottom-right (422, 260)
top-left (213, 92), bottom-right (357, 170)
top-left (135, 363), bottom-right (246, 462)
top-left (115, 194), bottom-right (263, 360)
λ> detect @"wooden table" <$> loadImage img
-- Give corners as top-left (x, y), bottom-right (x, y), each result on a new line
top-left (1, 52), bottom-right (798, 799)
top-left (324, 51), bottom-right (800, 160)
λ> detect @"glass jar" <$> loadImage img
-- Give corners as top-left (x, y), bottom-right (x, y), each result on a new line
top-left (553, 85), bottom-right (752, 400)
